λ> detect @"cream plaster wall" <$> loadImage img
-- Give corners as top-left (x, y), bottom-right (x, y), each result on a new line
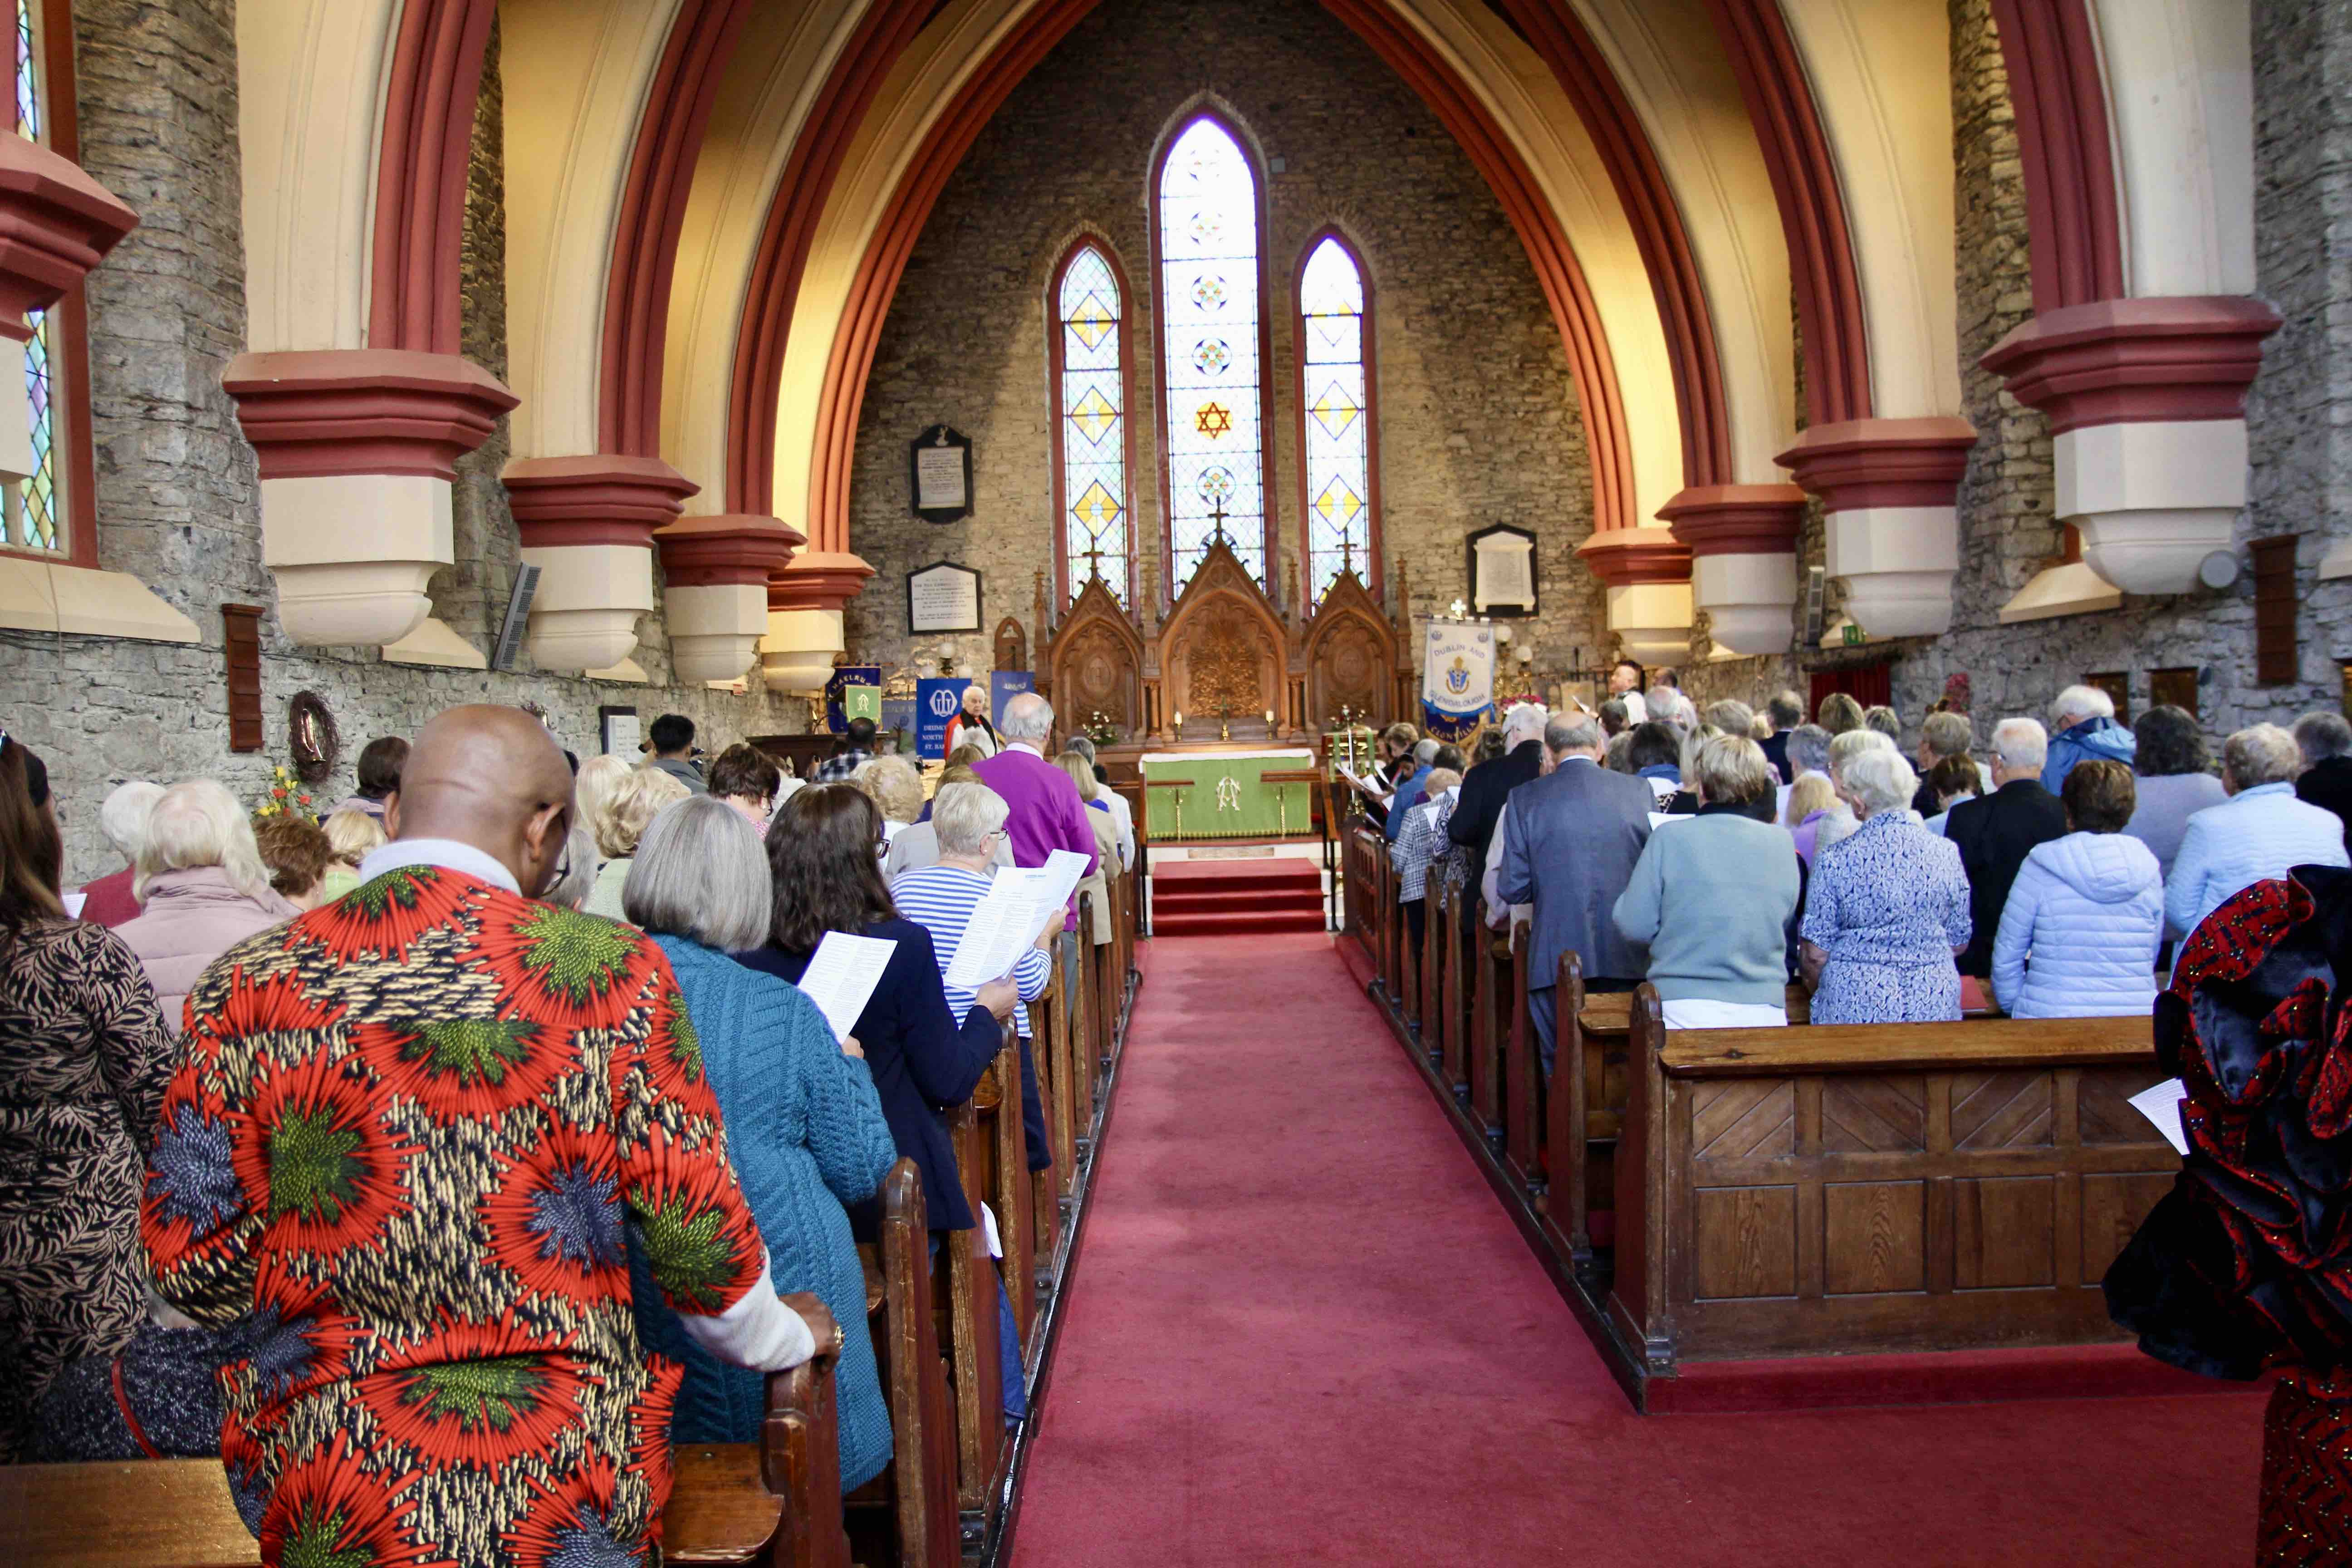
top-left (2093, 0), bottom-right (2257, 298)
top-left (235, 0), bottom-right (397, 353)
top-left (1781, 0), bottom-right (1963, 420)
top-left (662, 0), bottom-right (866, 505)
top-left (500, 0), bottom-right (685, 459)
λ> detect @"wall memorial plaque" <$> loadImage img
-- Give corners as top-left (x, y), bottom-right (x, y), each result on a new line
top-left (1465, 524), bottom-right (1538, 617)
top-left (907, 559), bottom-right (984, 633)
top-left (909, 424), bottom-right (973, 522)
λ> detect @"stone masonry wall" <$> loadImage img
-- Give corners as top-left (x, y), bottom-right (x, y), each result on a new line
top-left (1692, 0), bottom-right (2352, 755)
top-left (0, 2), bottom-right (807, 881)
top-left (841, 0), bottom-right (1603, 694)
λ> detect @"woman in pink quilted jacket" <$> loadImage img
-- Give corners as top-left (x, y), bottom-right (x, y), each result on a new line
top-left (113, 780), bottom-right (299, 1025)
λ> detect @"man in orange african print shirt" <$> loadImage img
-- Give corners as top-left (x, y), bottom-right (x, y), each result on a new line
top-left (142, 707), bottom-right (820, 1568)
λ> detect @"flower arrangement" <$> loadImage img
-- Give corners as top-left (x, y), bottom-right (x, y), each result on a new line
top-left (256, 763), bottom-right (316, 823)
top-left (1084, 710), bottom-right (1122, 746)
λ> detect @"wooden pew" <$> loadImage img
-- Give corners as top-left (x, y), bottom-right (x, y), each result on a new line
top-left (1462, 898), bottom-right (1500, 1142)
top-left (1499, 920), bottom-right (1540, 1192)
top-left (1607, 985), bottom-right (2180, 1378)
top-left (980, 1033), bottom-right (1037, 1344)
top-left (1, 1316), bottom-right (855, 1568)
top-left (1028, 961), bottom-right (1066, 1281)
top-left (853, 1160), bottom-right (962, 1568)
top-left (943, 1098), bottom-right (1004, 1523)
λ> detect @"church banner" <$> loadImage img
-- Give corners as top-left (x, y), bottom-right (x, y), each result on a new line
top-left (916, 678), bottom-right (971, 759)
top-left (1420, 620), bottom-right (1495, 743)
top-left (825, 666), bottom-right (882, 735)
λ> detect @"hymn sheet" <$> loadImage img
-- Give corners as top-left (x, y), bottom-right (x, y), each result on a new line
top-left (797, 931), bottom-right (897, 1043)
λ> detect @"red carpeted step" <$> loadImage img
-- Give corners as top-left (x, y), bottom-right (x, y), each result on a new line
top-left (1148, 909), bottom-right (1327, 935)
top-left (1149, 886), bottom-right (1325, 913)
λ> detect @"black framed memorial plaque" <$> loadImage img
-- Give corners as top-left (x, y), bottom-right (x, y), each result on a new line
top-left (1465, 523), bottom-right (1538, 618)
top-left (907, 560), bottom-right (984, 634)
top-left (909, 424), bottom-right (973, 523)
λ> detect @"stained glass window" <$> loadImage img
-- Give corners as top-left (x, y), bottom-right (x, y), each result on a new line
top-left (1156, 118), bottom-right (1265, 592)
top-left (1055, 244), bottom-right (1128, 604)
top-left (6, 0), bottom-right (57, 553)
top-left (1299, 236), bottom-right (1371, 605)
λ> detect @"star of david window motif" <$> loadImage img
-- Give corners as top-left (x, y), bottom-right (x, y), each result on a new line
top-left (1298, 236), bottom-right (1375, 606)
top-left (1157, 117), bottom-right (1265, 593)
top-left (1054, 242), bottom-right (1129, 605)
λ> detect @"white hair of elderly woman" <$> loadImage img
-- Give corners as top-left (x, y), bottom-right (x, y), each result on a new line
top-left (99, 780), bottom-right (165, 864)
top-left (1000, 691), bottom-right (1056, 742)
top-left (136, 779), bottom-right (273, 902)
top-left (544, 819), bottom-right (600, 911)
top-left (1826, 727), bottom-right (1895, 780)
top-left (622, 795), bottom-right (773, 951)
top-left (932, 781), bottom-right (1011, 860)
top-left (2225, 723), bottom-right (2304, 791)
top-left (1990, 717), bottom-right (2049, 772)
top-left (1837, 746), bottom-right (1920, 818)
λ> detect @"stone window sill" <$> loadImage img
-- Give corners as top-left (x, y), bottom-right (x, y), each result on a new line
top-left (0, 556), bottom-right (201, 642)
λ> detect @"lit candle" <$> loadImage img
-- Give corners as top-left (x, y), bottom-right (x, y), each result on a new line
top-left (1174, 710), bottom-right (1183, 726)
top-left (1264, 708), bottom-right (1274, 725)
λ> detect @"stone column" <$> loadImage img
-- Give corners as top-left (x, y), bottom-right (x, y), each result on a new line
top-left (223, 348), bottom-right (517, 649)
top-left (1776, 416), bottom-right (1977, 640)
top-left (762, 552), bottom-right (877, 691)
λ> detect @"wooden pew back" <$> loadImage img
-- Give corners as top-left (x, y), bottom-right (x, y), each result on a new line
top-left (1608, 986), bottom-right (2180, 1374)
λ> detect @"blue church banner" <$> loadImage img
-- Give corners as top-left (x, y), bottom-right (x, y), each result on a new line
top-left (916, 678), bottom-right (971, 758)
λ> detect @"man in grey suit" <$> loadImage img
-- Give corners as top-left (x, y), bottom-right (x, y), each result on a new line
top-left (1497, 711), bottom-right (1655, 1076)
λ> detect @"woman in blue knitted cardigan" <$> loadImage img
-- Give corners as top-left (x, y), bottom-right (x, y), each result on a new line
top-left (620, 796), bottom-right (899, 1490)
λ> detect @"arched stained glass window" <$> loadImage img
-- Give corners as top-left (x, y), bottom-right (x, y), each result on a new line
top-left (1298, 235), bottom-right (1374, 605)
top-left (6, 0), bottom-right (59, 555)
top-left (1155, 117), bottom-right (1267, 593)
top-left (1052, 242), bottom-right (1130, 604)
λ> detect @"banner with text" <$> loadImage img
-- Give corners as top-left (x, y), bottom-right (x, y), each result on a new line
top-left (916, 678), bottom-right (972, 759)
top-left (825, 666), bottom-right (882, 735)
top-left (1420, 619), bottom-right (1495, 743)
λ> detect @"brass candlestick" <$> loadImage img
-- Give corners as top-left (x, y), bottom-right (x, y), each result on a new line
top-left (1218, 702), bottom-right (1231, 742)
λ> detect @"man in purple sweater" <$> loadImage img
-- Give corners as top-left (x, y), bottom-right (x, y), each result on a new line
top-left (972, 692), bottom-right (1098, 930)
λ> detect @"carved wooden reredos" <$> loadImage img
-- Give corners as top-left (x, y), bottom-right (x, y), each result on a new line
top-left (1301, 568), bottom-right (1401, 729)
top-left (1037, 538), bottom-right (1403, 744)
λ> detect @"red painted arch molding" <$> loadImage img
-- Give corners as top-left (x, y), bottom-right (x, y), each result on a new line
top-left (601, 0), bottom-right (755, 459)
top-left (1987, 0), bottom-right (2123, 315)
top-left (1703, 0), bottom-right (1871, 428)
top-left (369, 0), bottom-right (498, 357)
top-left (1498, 0), bottom-right (1731, 492)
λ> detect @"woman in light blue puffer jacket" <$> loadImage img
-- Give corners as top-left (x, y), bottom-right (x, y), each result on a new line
top-left (1991, 759), bottom-right (2164, 1018)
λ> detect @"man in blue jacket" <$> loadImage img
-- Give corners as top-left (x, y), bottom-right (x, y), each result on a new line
top-left (2041, 684), bottom-right (2135, 792)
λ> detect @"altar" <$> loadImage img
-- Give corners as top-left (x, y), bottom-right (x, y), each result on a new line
top-left (1139, 747), bottom-right (1318, 841)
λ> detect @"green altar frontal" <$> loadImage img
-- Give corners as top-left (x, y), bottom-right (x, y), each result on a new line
top-left (1140, 749), bottom-right (1318, 842)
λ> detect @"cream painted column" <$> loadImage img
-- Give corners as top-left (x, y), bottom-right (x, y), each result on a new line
top-left (1658, 484), bottom-right (1810, 656)
top-left (1577, 528), bottom-right (1693, 664)
top-left (1776, 419), bottom-right (1976, 641)
top-left (761, 554), bottom-right (877, 691)
top-left (655, 514), bottom-right (804, 685)
top-left (223, 351), bottom-right (518, 652)
top-left (502, 456), bottom-right (700, 674)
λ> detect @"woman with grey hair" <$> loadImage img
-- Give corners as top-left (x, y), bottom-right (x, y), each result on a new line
top-left (2165, 724), bottom-right (2351, 940)
top-left (542, 819), bottom-right (599, 911)
top-left (621, 795), bottom-right (899, 1490)
top-left (74, 780), bottom-right (162, 927)
top-left (1800, 747), bottom-right (1972, 1024)
top-left (2124, 705), bottom-right (2226, 878)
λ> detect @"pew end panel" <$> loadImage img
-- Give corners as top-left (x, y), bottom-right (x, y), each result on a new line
top-left (1607, 991), bottom-right (2183, 1377)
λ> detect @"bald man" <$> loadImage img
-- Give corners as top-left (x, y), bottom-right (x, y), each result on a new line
top-left (972, 692), bottom-right (1099, 931)
top-left (147, 705), bottom-right (829, 1565)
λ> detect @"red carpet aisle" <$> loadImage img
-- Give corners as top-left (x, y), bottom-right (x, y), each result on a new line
top-left (1010, 933), bottom-right (2266, 1568)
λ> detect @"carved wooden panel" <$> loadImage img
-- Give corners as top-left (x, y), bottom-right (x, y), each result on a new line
top-left (1692, 1079), bottom-right (1794, 1161)
top-left (1952, 1071), bottom-right (2053, 1149)
top-left (2081, 1171), bottom-right (2175, 1279)
top-left (2079, 1068), bottom-right (2171, 1144)
top-left (1301, 570), bottom-right (1399, 729)
top-left (1695, 1186), bottom-right (1795, 1300)
top-left (1823, 1181), bottom-right (1925, 1294)
top-left (1953, 1175), bottom-right (2056, 1289)
top-left (993, 616), bottom-right (1027, 675)
top-left (1060, 623), bottom-right (1137, 730)
top-left (1822, 1077), bottom-right (1925, 1153)
top-left (1171, 604), bottom-right (1275, 716)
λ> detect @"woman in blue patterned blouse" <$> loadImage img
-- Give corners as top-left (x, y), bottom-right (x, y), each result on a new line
top-left (1799, 747), bottom-right (1972, 1024)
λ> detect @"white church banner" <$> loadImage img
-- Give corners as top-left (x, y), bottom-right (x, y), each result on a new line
top-left (1420, 619), bottom-right (1495, 741)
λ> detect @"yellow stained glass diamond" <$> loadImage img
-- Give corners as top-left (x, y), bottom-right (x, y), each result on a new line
top-left (1068, 387), bottom-right (1118, 442)
top-left (1071, 480), bottom-right (1123, 534)
top-left (1314, 477), bottom-right (1364, 526)
top-left (1310, 382), bottom-right (1361, 440)
top-left (1067, 292), bottom-right (1115, 350)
